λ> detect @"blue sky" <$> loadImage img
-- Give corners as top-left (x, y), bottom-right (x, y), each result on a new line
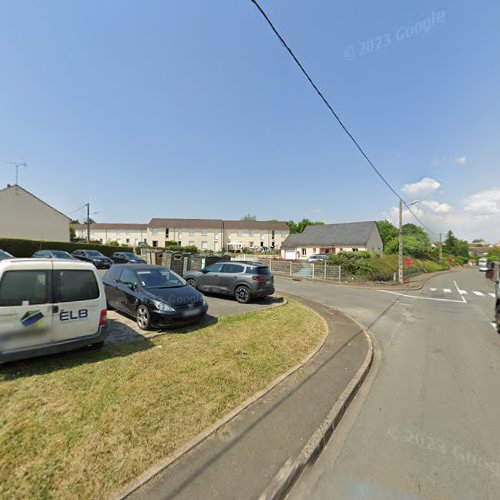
top-left (1, 1), bottom-right (499, 241)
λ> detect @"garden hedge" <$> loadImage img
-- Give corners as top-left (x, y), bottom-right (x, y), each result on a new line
top-left (0, 238), bottom-right (133, 258)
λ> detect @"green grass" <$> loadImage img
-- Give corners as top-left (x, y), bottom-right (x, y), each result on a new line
top-left (0, 298), bottom-right (325, 499)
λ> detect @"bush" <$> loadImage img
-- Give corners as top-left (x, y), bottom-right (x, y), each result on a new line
top-left (0, 237), bottom-right (133, 258)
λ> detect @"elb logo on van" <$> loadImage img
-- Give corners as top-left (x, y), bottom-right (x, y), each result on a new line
top-left (60, 309), bottom-right (89, 322)
top-left (21, 310), bottom-right (44, 327)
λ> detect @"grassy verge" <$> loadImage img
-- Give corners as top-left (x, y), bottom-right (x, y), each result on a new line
top-left (0, 297), bottom-right (325, 499)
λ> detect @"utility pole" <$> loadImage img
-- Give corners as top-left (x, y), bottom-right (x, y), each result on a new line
top-left (398, 198), bottom-right (404, 284)
top-left (439, 233), bottom-right (443, 260)
top-left (86, 203), bottom-right (90, 243)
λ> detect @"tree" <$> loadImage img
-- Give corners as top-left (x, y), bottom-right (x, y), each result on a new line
top-left (84, 217), bottom-right (96, 224)
top-left (287, 218), bottom-right (324, 234)
top-left (376, 220), bottom-right (398, 248)
top-left (443, 230), bottom-right (459, 255)
top-left (70, 219), bottom-right (80, 224)
top-left (385, 235), bottom-right (432, 259)
top-left (241, 214), bottom-right (256, 221)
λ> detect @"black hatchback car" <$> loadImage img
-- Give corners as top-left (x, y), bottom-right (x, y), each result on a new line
top-left (111, 251), bottom-right (146, 264)
top-left (102, 264), bottom-right (208, 330)
top-left (72, 249), bottom-right (113, 269)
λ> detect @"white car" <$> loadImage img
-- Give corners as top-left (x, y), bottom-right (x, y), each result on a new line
top-left (307, 254), bottom-right (329, 263)
top-left (0, 258), bottom-right (107, 363)
top-left (478, 257), bottom-right (489, 272)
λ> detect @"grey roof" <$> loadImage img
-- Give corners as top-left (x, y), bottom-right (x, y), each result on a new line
top-left (281, 221), bottom-right (378, 249)
top-left (223, 220), bottom-right (289, 230)
top-left (72, 223), bottom-right (148, 230)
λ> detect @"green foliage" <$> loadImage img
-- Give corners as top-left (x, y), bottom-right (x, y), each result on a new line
top-left (0, 237), bottom-right (133, 257)
top-left (107, 240), bottom-right (120, 246)
top-left (287, 218), bottom-right (325, 234)
top-left (241, 214), bottom-right (257, 221)
top-left (376, 220), bottom-right (398, 247)
top-left (487, 247), bottom-right (500, 261)
top-left (385, 235), bottom-right (432, 259)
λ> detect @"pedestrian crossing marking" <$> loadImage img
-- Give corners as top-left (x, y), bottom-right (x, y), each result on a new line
top-left (458, 289), bottom-right (467, 295)
top-left (473, 291), bottom-right (484, 296)
top-left (426, 287), bottom-right (494, 298)
top-left (489, 293), bottom-right (495, 298)
top-left (443, 288), bottom-right (452, 293)
top-left (430, 288), bottom-right (437, 291)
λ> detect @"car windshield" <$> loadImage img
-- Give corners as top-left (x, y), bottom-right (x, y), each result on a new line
top-left (52, 251), bottom-right (73, 259)
top-left (123, 252), bottom-right (139, 258)
top-left (136, 268), bottom-right (186, 288)
top-left (86, 251), bottom-right (104, 257)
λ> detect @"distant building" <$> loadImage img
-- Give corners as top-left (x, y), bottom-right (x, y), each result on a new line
top-left (0, 184), bottom-right (71, 242)
top-left (73, 218), bottom-right (290, 251)
top-left (281, 221), bottom-right (383, 260)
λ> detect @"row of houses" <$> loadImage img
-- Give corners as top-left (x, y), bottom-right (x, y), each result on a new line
top-left (0, 184), bottom-right (384, 259)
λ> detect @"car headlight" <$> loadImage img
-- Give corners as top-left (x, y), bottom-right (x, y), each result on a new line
top-left (153, 300), bottom-right (175, 312)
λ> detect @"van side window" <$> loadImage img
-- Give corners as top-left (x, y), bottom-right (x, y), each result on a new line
top-left (0, 271), bottom-right (50, 306)
top-left (53, 270), bottom-right (99, 303)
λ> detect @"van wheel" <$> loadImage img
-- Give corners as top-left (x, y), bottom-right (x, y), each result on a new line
top-left (186, 278), bottom-right (197, 288)
top-left (136, 305), bottom-right (151, 330)
top-left (235, 286), bottom-right (250, 304)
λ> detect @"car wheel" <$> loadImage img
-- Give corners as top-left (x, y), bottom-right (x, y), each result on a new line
top-left (234, 285), bottom-right (250, 304)
top-left (186, 278), bottom-right (197, 288)
top-left (136, 305), bottom-right (151, 330)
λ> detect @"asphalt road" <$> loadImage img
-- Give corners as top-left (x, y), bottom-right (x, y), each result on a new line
top-left (275, 269), bottom-right (500, 500)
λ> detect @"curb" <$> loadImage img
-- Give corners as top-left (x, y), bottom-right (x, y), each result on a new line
top-left (257, 317), bottom-right (374, 500)
top-left (114, 297), bottom-right (329, 499)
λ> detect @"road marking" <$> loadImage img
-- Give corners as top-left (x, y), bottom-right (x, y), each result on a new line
top-left (378, 290), bottom-right (465, 304)
top-left (492, 322), bottom-right (498, 332)
top-left (443, 288), bottom-right (452, 293)
top-left (430, 288), bottom-right (437, 292)
top-left (473, 291), bottom-right (484, 296)
top-left (453, 281), bottom-right (467, 303)
top-left (489, 293), bottom-right (495, 298)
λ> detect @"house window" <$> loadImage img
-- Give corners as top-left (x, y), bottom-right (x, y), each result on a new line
top-left (301, 248), bottom-right (307, 256)
top-left (272, 230), bottom-right (275, 238)
top-left (126, 238), bottom-right (130, 244)
top-left (178, 241), bottom-right (182, 246)
top-left (250, 241), bottom-right (254, 248)
top-left (189, 228), bottom-right (195, 236)
top-left (313, 248), bottom-right (317, 254)
top-left (201, 241), bottom-right (208, 249)
top-left (352, 248), bottom-right (359, 252)
top-left (339, 248), bottom-right (344, 252)
top-left (214, 230), bottom-right (219, 240)
top-left (189, 241), bottom-right (195, 246)
top-left (165, 228), bottom-right (169, 238)
top-left (152, 241), bottom-right (158, 247)
top-left (201, 229), bottom-right (208, 236)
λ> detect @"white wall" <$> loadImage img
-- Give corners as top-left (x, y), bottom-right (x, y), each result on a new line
top-left (0, 186), bottom-right (70, 242)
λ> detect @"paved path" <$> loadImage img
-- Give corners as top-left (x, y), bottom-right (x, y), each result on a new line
top-left (280, 269), bottom-right (500, 500)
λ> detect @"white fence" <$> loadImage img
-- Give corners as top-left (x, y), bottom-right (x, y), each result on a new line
top-left (235, 255), bottom-right (342, 282)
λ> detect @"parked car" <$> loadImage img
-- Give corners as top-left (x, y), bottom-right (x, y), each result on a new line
top-left (184, 261), bottom-right (274, 303)
top-left (102, 264), bottom-right (208, 330)
top-left (111, 251), bottom-right (146, 264)
top-left (72, 249), bottom-right (113, 269)
top-left (307, 254), bottom-right (329, 263)
top-left (32, 250), bottom-right (77, 260)
top-left (0, 249), bottom-right (14, 260)
top-left (0, 258), bottom-right (107, 363)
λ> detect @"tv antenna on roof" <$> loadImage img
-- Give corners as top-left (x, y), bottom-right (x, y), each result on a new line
top-left (0, 160), bottom-right (28, 184)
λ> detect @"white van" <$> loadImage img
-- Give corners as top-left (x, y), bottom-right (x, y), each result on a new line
top-left (0, 259), bottom-right (107, 363)
top-left (478, 257), bottom-right (489, 272)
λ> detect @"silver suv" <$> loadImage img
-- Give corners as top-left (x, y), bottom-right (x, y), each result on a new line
top-left (184, 261), bottom-right (274, 303)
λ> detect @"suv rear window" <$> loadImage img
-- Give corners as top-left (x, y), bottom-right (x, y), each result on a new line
top-left (221, 264), bottom-right (244, 273)
top-left (245, 266), bottom-right (271, 275)
top-left (54, 270), bottom-right (99, 303)
top-left (0, 270), bottom-right (50, 306)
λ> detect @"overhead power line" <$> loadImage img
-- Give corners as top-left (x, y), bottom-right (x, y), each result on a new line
top-left (248, 0), bottom-right (438, 237)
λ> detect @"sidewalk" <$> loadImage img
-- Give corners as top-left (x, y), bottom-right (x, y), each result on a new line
top-left (123, 297), bottom-right (370, 500)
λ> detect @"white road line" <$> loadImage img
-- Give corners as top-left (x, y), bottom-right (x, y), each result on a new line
top-left (473, 291), bottom-right (484, 296)
top-left (443, 288), bottom-right (452, 293)
top-left (453, 281), bottom-right (467, 303)
top-left (491, 322), bottom-right (498, 332)
top-left (378, 290), bottom-right (465, 304)
top-left (489, 293), bottom-right (495, 298)
top-left (430, 288), bottom-right (437, 292)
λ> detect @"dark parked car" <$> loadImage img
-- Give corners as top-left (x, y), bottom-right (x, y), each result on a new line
top-left (32, 249), bottom-right (77, 260)
top-left (111, 251), bottom-right (146, 264)
top-left (72, 249), bottom-right (113, 269)
top-left (0, 249), bottom-right (14, 260)
top-left (184, 261), bottom-right (274, 303)
top-left (102, 264), bottom-right (208, 330)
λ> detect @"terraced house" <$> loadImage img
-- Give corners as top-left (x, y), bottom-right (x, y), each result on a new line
top-left (74, 218), bottom-right (289, 251)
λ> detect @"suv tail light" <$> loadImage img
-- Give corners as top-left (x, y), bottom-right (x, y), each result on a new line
top-left (252, 276), bottom-right (266, 281)
top-left (99, 309), bottom-right (107, 326)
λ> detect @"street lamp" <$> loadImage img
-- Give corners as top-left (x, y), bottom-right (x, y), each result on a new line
top-left (399, 200), bottom-right (420, 284)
